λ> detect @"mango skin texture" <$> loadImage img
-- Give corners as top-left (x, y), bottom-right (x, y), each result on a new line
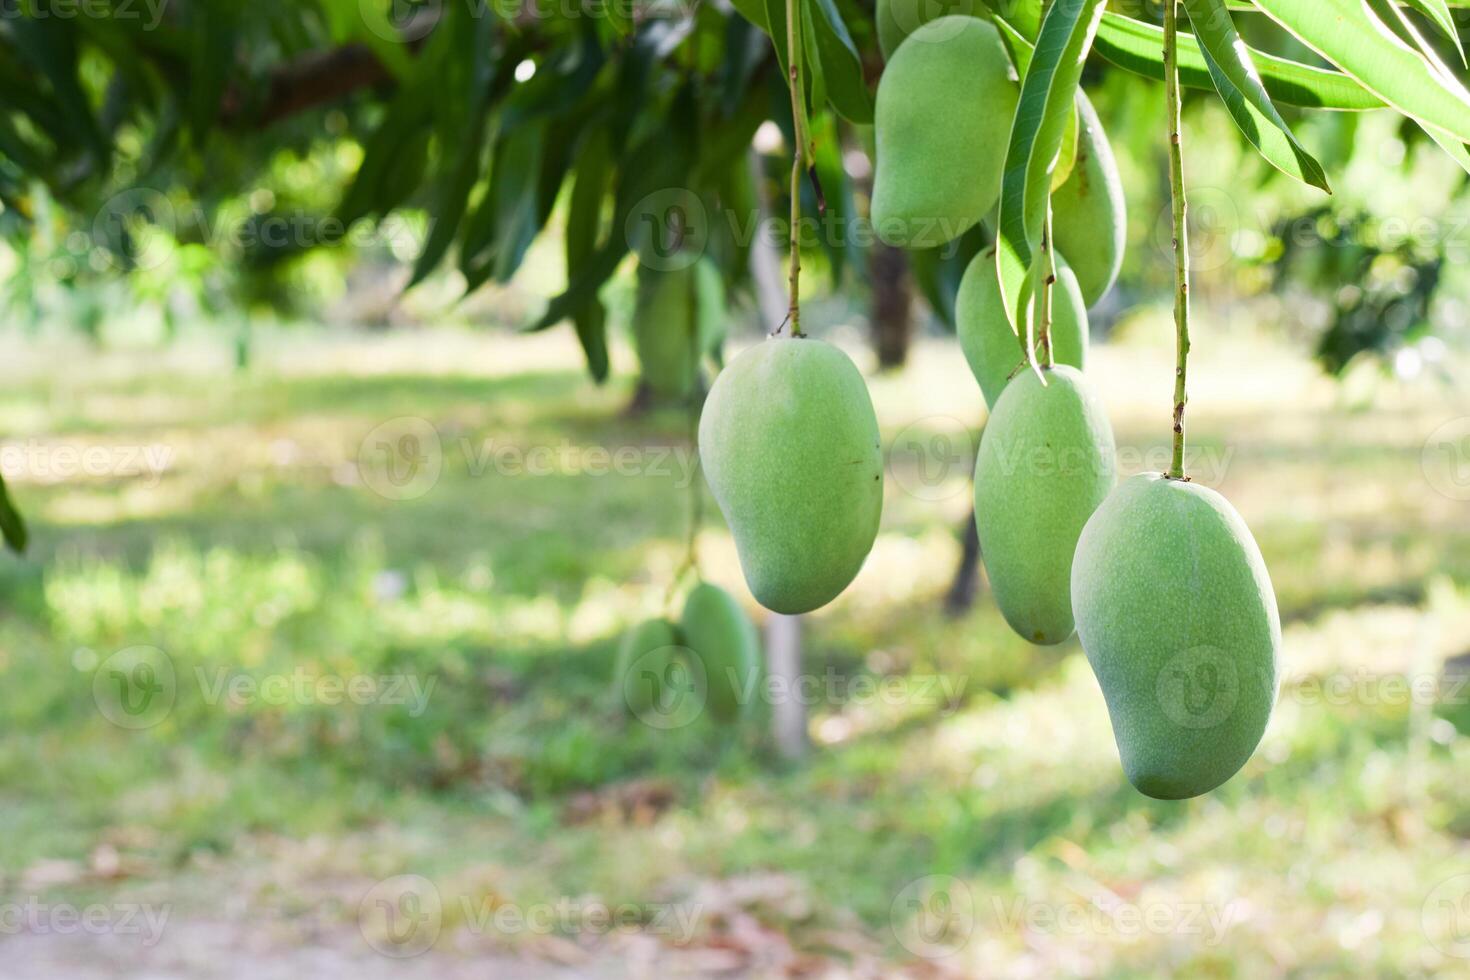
top-left (681, 583), bottom-right (761, 724)
top-left (633, 259), bottom-right (726, 397)
top-left (1071, 473), bottom-right (1282, 800)
top-left (1051, 93), bottom-right (1126, 307)
top-left (875, 0), bottom-right (982, 60)
top-left (974, 366), bottom-right (1115, 646)
top-left (956, 249), bottom-right (1089, 409)
top-left (699, 337), bottom-right (883, 615)
top-left (871, 17), bottom-right (1018, 249)
top-left (615, 618), bottom-right (681, 718)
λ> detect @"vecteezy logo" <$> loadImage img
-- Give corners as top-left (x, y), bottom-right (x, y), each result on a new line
top-left (1155, 184), bottom-right (1242, 274)
top-left (359, 0), bottom-right (442, 43)
top-left (93, 189), bottom-right (176, 272)
top-left (887, 0), bottom-right (969, 45)
top-left (359, 874), bottom-right (443, 958)
top-left (357, 417), bottom-right (443, 501)
top-left (625, 646), bottom-right (708, 731)
top-left (92, 646), bottom-right (177, 730)
top-left (890, 874), bottom-right (974, 959)
top-left (888, 416), bottom-right (975, 502)
top-left (624, 188), bottom-right (708, 271)
top-left (1423, 417), bottom-right (1470, 502)
top-left (1157, 646), bottom-right (1239, 730)
top-left (1423, 873), bottom-right (1470, 959)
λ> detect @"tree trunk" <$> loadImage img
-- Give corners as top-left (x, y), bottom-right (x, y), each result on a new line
top-left (765, 614), bottom-right (807, 759)
top-left (870, 242), bottom-right (914, 370)
top-left (945, 505), bottom-right (983, 618)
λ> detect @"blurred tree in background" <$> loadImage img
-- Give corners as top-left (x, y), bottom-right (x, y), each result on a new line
top-left (1, 0), bottom-right (1468, 390)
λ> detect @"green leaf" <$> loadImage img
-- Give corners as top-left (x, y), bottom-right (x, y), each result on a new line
top-left (1182, 0), bottom-right (1330, 191)
top-left (1401, 0), bottom-right (1467, 66)
top-left (460, 122), bottom-right (546, 291)
top-left (0, 473), bottom-right (27, 555)
top-left (993, 15), bottom-right (1035, 76)
top-left (1250, 0), bottom-right (1470, 142)
top-left (994, 16), bottom-right (1079, 192)
top-left (801, 0), bottom-right (828, 118)
top-left (981, 0), bottom-right (1041, 39)
top-left (994, 0), bottom-right (1106, 333)
top-left (564, 127), bottom-right (614, 381)
top-left (730, 0), bottom-right (768, 31)
top-left (1422, 122), bottom-right (1470, 176)
top-left (8, 13), bottom-right (108, 166)
top-left (321, 0), bottom-right (415, 79)
top-left (571, 301), bottom-right (610, 383)
top-left (408, 8), bottom-right (499, 288)
top-left (757, 0), bottom-right (817, 139)
top-left (184, 1), bottom-right (236, 147)
top-left (1095, 12), bottom-right (1383, 110)
top-left (805, 0), bottom-right (874, 123)
top-left (532, 96), bottom-right (697, 333)
top-left (337, 87), bottom-right (436, 226)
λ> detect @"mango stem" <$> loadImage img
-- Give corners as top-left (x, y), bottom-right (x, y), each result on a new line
top-left (784, 0), bottom-right (805, 338)
top-left (1037, 205), bottom-right (1056, 369)
top-left (1164, 0), bottom-right (1191, 480)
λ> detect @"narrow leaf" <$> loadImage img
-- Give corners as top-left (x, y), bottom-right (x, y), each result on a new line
top-left (993, 14), bottom-right (1035, 76)
top-left (1182, 0), bottom-right (1330, 191)
top-left (1422, 122), bottom-right (1470, 176)
top-left (8, 15), bottom-right (108, 165)
top-left (1250, 0), bottom-right (1470, 142)
top-left (408, 10), bottom-right (499, 287)
top-left (0, 473), bottom-right (27, 554)
top-left (1401, 0), bottom-right (1467, 66)
top-left (994, 0), bottom-right (1106, 333)
top-left (1095, 12), bottom-right (1384, 110)
top-left (806, 0), bottom-right (874, 123)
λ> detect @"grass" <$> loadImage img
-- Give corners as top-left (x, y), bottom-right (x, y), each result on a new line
top-left (1, 323), bottom-right (1469, 975)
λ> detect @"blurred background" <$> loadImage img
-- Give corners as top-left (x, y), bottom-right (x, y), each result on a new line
top-left (2, 0), bottom-right (1470, 977)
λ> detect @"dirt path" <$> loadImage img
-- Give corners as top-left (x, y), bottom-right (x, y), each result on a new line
top-left (2, 919), bottom-right (653, 980)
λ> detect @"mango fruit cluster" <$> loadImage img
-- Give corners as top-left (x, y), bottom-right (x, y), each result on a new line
top-left (615, 583), bottom-right (762, 726)
top-left (874, 11), bottom-right (1278, 798)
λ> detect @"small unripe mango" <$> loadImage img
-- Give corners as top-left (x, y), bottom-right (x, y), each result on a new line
top-left (681, 582), bottom-right (761, 724)
top-left (871, 17), bottom-right (1018, 249)
top-left (1051, 94), bottom-right (1126, 307)
top-left (956, 249), bottom-right (1089, 408)
top-left (1071, 473), bottom-right (1282, 800)
top-left (699, 337), bottom-right (883, 614)
top-left (615, 618), bottom-right (681, 718)
top-left (633, 258), bottom-right (726, 397)
top-left (973, 366), bottom-right (1115, 645)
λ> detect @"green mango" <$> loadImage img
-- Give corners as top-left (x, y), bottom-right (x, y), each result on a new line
top-left (974, 365), bottom-right (1115, 645)
top-left (1051, 93), bottom-right (1126, 307)
top-left (681, 582), bottom-right (762, 724)
top-left (632, 258), bottom-right (726, 397)
top-left (875, 0), bottom-right (983, 60)
top-left (615, 618), bottom-right (682, 719)
top-left (1071, 473), bottom-right (1282, 800)
top-left (699, 337), bottom-right (884, 614)
top-left (871, 16), bottom-right (1018, 249)
top-left (956, 248), bottom-right (1090, 409)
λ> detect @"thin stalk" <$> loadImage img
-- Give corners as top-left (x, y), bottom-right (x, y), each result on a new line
top-left (1037, 207), bottom-right (1056, 369)
top-left (1164, 0), bottom-right (1191, 480)
top-left (668, 283), bottom-right (704, 611)
top-left (784, 0), bottom-right (806, 338)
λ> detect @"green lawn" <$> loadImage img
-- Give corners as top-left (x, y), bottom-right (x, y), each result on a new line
top-left (2, 325), bottom-right (1469, 976)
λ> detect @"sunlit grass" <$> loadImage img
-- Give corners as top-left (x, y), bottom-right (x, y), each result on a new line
top-left (0, 326), bottom-right (1467, 973)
